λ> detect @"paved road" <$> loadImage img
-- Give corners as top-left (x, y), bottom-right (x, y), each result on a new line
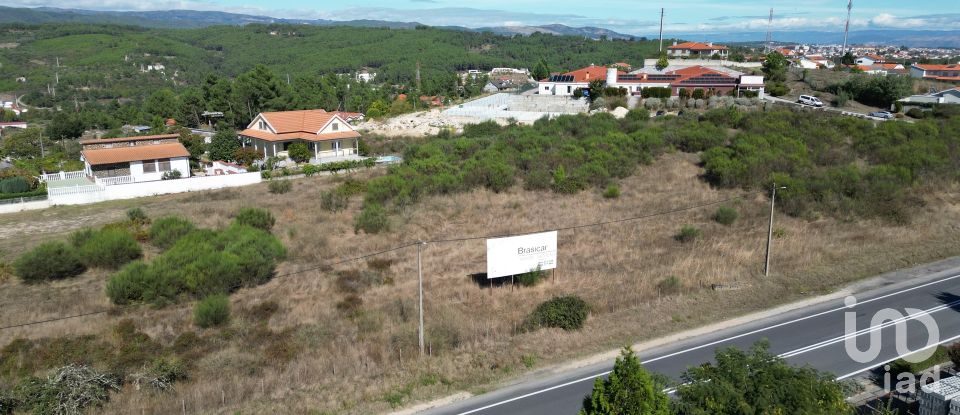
top-left (422, 258), bottom-right (960, 415)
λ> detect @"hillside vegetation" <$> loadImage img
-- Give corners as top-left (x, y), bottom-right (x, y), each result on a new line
top-left (1, 107), bottom-right (960, 413)
top-left (0, 23), bottom-right (656, 107)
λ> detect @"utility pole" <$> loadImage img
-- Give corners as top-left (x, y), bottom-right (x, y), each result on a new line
top-left (38, 131), bottom-right (45, 159)
top-left (658, 8), bottom-right (664, 54)
top-left (417, 241), bottom-right (426, 357)
top-left (765, 8), bottom-right (774, 53)
top-left (764, 184), bottom-right (786, 277)
top-left (842, 0), bottom-right (853, 58)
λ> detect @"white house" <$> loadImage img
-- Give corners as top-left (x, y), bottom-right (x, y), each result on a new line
top-left (538, 64), bottom-right (762, 98)
top-left (667, 41), bottom-right (728, 58)
top-left (356, 70), bottom-right (377, 83)
top-left (80, 134), bottom-right (191, 183)
top-left (239, 109), bottom-right (361, 163)
top-left (899, 87), bottom-right (960, 105)
top-left (911, 64), bottom-right (960, 82)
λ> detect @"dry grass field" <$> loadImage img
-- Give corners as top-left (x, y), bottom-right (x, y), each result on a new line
top-left (2, 152), bottom-right (960, 414)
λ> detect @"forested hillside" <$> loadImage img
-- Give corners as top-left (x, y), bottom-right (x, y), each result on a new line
top-left (0, 23), bottom-right (656, 110)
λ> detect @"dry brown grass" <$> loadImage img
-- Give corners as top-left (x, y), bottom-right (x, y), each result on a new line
top-left (2, 153), bottom-right (960, 414)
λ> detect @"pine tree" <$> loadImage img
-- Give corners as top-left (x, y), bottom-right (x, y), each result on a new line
top-left (579, 347), bottom-right (671, 415)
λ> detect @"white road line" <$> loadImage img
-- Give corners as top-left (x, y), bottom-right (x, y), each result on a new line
top-left (449, 272), bottom-right (960, 415)
top-left (836, 333), bottom-right (960, 380)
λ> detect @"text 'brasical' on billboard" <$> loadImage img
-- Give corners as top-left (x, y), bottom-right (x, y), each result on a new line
top-left (486, 231), bottom-right (557, 279)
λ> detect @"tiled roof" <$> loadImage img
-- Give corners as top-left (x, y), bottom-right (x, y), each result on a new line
top-left (668, 41), bottom-right (728, 51)
top-left (914, 64), bottom-right (960, 71)
top-left (541, 65), bottom-right (623, 83)
top-left (239, 128), bottom-right (359, 142)
top-left (82, 143), bottom-right (189, 165)
top-left (79, 134), bottom-right (180, 145)
top-left (259, 109), bottom-right (336, 134)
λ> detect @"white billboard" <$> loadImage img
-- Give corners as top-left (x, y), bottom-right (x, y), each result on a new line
top-left (486, 231), bottom-right (557, 279)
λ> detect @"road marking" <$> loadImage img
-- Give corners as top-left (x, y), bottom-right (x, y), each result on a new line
top-left (836, 332), bottom-right (960, 380)
top-left (449, 272), bottom-right (960, 415)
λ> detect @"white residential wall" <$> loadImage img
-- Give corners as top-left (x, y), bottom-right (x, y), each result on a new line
top-left (0, 200), bottom-right (51, 214)
top-left (130, 157), bottom-right (190, 182)
top-left (47, 172), bottom-right (262, 206)
top-left (911, 66), bottom-right (927, 79)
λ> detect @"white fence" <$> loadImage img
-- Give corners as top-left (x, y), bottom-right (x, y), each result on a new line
top-left (95, 175), bottom-right (135, 186)
top-left (443, 93), bottom-right (589, 124)
top-left (41, 171), bottom-right (87, 181)
top-left (0, 199), bottom-right (51, 214)
top-left (46, 173), bottom-right (262, 206)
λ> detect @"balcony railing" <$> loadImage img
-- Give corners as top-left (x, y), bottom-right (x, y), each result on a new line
top-left (95, 175), bottom-right (135, 186)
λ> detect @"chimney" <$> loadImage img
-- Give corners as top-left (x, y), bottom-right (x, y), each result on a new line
top-left (606, 66), bottom-right (618, 86)
top-left (586, 73), bottom-right (591, 80)
top-left (673, 40), bottom-right (678, 46)
top-left (708, 42), bottom-right (713, 47)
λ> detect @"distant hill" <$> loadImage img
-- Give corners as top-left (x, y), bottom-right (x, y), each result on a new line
top-left (0, 6), bottom-right (635, 40)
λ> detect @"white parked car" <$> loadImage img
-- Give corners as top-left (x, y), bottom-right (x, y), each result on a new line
top-left (868, 111), bottom-right (894, 119)
top-left (797, 95), bottom-right (824, 107)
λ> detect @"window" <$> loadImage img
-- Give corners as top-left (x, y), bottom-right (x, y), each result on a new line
top-left (142, 159), bottom-right (156, 173)
top-left (158, 158), bottom-right (171, 172)
top-left (567, 86), bottom-right (571, 93)
top-left (544, 86), bottom-right (549, 91)
top-left (331, 122), bottom-right (339, 131)
top-left (258, 120), bottom-right (267, 130)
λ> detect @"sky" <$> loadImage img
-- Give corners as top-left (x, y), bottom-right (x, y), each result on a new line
top-left (8, 0), bottom-right (960, 35)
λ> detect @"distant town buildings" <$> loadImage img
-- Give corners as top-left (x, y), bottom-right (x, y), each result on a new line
top-left (537, 63), bottom-right (763, 98)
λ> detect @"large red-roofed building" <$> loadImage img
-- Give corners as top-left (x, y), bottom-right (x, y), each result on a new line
top-left (538, 64), bottom-right (764, 98)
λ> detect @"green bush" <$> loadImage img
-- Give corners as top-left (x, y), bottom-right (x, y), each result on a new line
top-left (161, 170), bottom-right (182, 180)
top-left (603, 184), bottom-right (620, 199)
top-left (141, 358), bottom-right (187, 391)
top-left (268, 179), bottom-right (292, 194)
top-left (657, 276), bottom-right (682, 296)
top-left (148, 216), bottom-right (195, 250)
top-left (194, 295), bottom-right (230, 328)
top-left (522, 295), bottom-right (590, 331)
top-left (354, 203), bottom-right (390, 234)
top-left (288, 142), bottom-right (311, 163)
top-left (712, 206), bottom-right (739, 225)
top-left (13, 365), bottom-right (120, 414)
top-left (515, 268), bottom-right (547, 287)
top-left (906, 107), bottom-right (928, 119)
top-left (126, 208), bottom-right (148, 224)
top-left (321, 190), bottom-right (348, 212)
top-left (72, 228), bottom-right (142, 269)
top-left (108, 223), bottom-right (286, 306)
top-left (13, 241), bottom-right (86, 283)
top-left (302, 164), bottom-right (320, 176)
top-left (234, 207), bottom-right (275, 231)
top-left (0, 177), bottom-right (30, 194)
top-left (675, 225), bottom-right (701, 243)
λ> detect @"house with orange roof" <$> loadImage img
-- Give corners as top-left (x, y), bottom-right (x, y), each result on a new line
top-left (910, 64), bottom-right (960, 82)
top-left (667, 41), bottom-right (728, 59)
top-left (239, 109), bottom-right (361, 163)
top-left (79, 134), bottom-right (191, 183)
top-left (538, 64), bottom-right (763, 98)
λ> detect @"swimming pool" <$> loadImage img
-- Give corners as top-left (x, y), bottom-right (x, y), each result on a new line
top-left (376, 155), bottom-right (403, 164)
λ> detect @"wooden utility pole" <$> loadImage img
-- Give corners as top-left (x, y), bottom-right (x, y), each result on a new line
top-left (764, 184), bottom-right (785, 277)
top-left (417, 241), bottom-right (426, 357)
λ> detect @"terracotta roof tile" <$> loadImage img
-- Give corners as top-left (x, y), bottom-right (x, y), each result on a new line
top-left (668, 41), bottom-right (728, 51)
top-left (914, 64), bottom-right (960, 71)
top-left (259, 109), bottom-right (335, 134)
top-left (82, 143), bottom-right (190, 165)
top-left (239, 128), bottom-right (359, 142)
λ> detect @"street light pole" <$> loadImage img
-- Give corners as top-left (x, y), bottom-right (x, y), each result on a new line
top-left (417, 241), bottom-right (425, 357)
top-left (764, 183), bottom-right (786, 277)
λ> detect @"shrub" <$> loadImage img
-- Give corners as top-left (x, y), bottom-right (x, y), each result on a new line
top-left (320, 190), bottom-right (348, 212)
top-left (713, 206), bottom-right (739, 225)
top-left (14, 365), bottom-right (120, 415)
top-left (523, 170), bottom-right (553, 191)
top-left (522, 295), bottom-right (590, 331)
top-left (233, 147), bottom-right (263, 166)
top-left (675, 225), bottom-right (701, 243)
top-left (515, 268), bottom-right (547, 287)
top-left (234, 207), bottom-right (275, 231)
top-left (135, 358), bottom-right (187, 391)
top-left (603, 184), bottom-right (620, 199)
top-left (148, 216), bottom-right (195, 249)
top-left (657, 276), bottom-right (682, 296)
top-left (126, 208), bottom-right (148, 224)
top-left (949, 342), bottom-right (960, 369)
top-left (194, 295), bottom-right (230, 328)
top-left (0, 177), bottom-right (30, 194)
top-left (302, 164), bottom-right (319, 177)
top-left (288, 142), bottom-right (311, 163)
top-left (354, 203), bottom-right (390, 234)
top-left (906, 107), bottom-right (928, 119)
top-left (161, 170), bottom-right (182, 180)
top-left (72, 228), bottom-right (143, 269)
top-left (268, 179), bottom-right (292, 194)
top-left (13, 241), bottom-right (86, 283)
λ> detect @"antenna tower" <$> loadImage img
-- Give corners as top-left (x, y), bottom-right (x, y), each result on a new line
top-left (842, 0), bottom-right (853, 57)
top-left (765, 8), bottom-right (773, 52)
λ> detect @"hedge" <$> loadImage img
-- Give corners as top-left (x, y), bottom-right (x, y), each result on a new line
top-left (0, 188), bottom-right (47, 201)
